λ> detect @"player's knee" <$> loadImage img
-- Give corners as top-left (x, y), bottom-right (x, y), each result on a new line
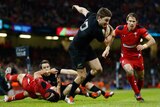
top-left (123, 64), bottom-right (133, 75)
top-left (80, 74), bottom-right (86, 81)
top-left (67, 84), bottom-right (72, 89)
top-left (97, 67), bottom-right (103, 73)
top-left (125, 67), bottom-right (134, 75)
top-left (93, 67), bottom-right (103, 75)
top-left (77, 74), bottom-right (86, 82)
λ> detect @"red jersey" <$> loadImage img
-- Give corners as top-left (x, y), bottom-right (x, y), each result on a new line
top-left (115, 24), bottom-right (148, 59)
top-left (21, 74), bottom-right (52, 99)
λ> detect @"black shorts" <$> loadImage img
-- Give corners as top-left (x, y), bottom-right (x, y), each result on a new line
top-left (69, 45), bottom-right (97, 69)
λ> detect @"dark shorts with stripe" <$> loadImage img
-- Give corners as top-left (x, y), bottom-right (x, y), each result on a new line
top-left (69, 45), bottom-right (97, 69)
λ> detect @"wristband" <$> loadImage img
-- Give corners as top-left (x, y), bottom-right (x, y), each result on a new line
top-left (106, 46), bottom-right (110, 50)
top-left (143, 44), bottom-right (148, 49)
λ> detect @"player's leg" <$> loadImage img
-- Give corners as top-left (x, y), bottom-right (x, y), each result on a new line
top-left (65, 47), bottom-right (87, 104)
top-left (136, 70), bottom-right (144, 91)
top-left (65, 68), bottom-right (87, 104)
top-left (63, 84), bottom-right (87, 96)
top-left (81, 58), bottom-right (102, 87)
top-left (133, 57), bottom-right (145, 102)
top-left (81, 46), bottom-right (101, 87)
top-left (135, 57), bottom-right (145, 91)
top-left (134, 71), bottom-right (144, 102)
top-left (5, 67), bottom-right (18, 82)
top-left (85, 82), bottom-right (114, 99)
top-left (121, 59), bottom-right (143, 101)
top-left (79, 54), bottom-right (114, 99)
top-left (4, 91), bottom-right (29, 102)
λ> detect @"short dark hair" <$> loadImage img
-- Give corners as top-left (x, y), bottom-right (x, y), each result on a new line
top-left (96, 7), bottom-right (112, 19)
top-left (126, 12), bottom-right (138, 21)
top-left (39, 60), bottom-right (49, 69)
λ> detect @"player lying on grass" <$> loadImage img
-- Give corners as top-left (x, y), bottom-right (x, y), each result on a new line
top-left (3, 66), bottom-right (103, 102)
top-left (36, 60), bottom-right (114, 100)
top-left (4, 67), bottom-right (60, 102)
top-left (4, 66), bottom-right (93, 102)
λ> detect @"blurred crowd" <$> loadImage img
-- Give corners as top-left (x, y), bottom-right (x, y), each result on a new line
top-left (0, 0), bottom-right (160, 32)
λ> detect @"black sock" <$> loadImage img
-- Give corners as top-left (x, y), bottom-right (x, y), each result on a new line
top-left (90, 85), bottom-right (100, 92)
top-left (79, 90), bottom-right (84, 95)
top-left (81, 72), bottom-right (95, 86)
top-left (90, 85), bottom-right (105, 95)
top-left (68, 81), bottom-right (79, 97)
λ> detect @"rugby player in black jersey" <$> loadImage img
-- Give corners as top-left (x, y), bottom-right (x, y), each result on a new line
top-left (34, 60), bottom-right (111, 102)
top-left (65, 5), bottom-right (114, 104)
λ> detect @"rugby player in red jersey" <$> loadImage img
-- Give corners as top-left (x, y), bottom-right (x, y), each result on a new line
top-left (102, 13), bottom-right (156, 102)
top-left (3, 67), bottom-right (60, 102)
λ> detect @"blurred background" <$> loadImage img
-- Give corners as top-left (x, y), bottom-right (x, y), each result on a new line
top-left (0, 0), bottom-right (160, 95)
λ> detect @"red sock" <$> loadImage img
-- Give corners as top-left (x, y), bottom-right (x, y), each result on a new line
top-left (137, 79), bottom-right (144, 91)
top-left (6, 74), bottom-right (18, 82)
top-left (14, 92), bottom-right (26, 100)
top-left (127, 75), bottom-right (140, 94)
top-left (11, 92), bottom-right (26, 101)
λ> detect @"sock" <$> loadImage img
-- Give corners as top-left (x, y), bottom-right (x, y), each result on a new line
top-left (127, 75), bottom-right (140, 94)
top-left (137, 79), bottom-right (144, 91)
top-left (14, 92), bottom-right (26, 100)
top-left (6, 74), bottom-right (18, 82)
top-left (81, 72), bottom-right (95, 87)
top-left (9, 92), bottom-right (25, 101)
top-left (68, 81), bottom-right (79, 97)
top-left (90, 85), bottom-right (106, 95)
top-left (78, 90), bottom-right (83, 95)
top-left (90, 85), bottom-right (100, 92)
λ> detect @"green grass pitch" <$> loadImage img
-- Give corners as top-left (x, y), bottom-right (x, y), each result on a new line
top-left (0, 88), bottom-right (159, 107)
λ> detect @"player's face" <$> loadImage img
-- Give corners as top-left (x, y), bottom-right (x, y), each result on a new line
top-left (127, 17), bottom-right (137, 31)
top-left (41, 63), bottom-right (50, 71)
top-left (98, 16), bottom-right (111, 28)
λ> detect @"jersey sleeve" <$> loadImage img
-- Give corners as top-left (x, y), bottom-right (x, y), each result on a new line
top-left (86, 12), bottom-right (93, 18)
top-left (140, 28), bottom-right (148, 38)
top-left (54, 67), bottom-right (61, 75)
top-left (115, 25), bottom-right (124, 36)
top-left (96, 33), bottom-right (105, 42)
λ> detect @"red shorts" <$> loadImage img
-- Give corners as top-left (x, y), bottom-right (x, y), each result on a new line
top-left (120, 56), bottom-right (144, 72)
top-left (22, 74), bottom-right (37, 98)
top-left (21, 74), bottom-right (34, 90)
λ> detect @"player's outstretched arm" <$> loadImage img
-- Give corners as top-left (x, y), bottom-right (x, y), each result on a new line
top-left (56, 76), bottom-right (61, 97)
top-left (72, 5), bottom-right (89, 16)
top-left (60, 69), bottom-right (78, 75)
top-left (102, 30), bottom-right (116, 58)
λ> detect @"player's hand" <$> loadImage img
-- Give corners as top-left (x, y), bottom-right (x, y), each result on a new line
top-left (72, 5), bottom-right (79, 10)
top-left (136, 44), bottom-right (147, 51)
top-left (50, 68), bottom-right (58, 74)
top-left (102, 46), bottom-right (110, 58)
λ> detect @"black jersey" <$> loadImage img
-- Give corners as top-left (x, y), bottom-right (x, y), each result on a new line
top-left (42, 74), bottom-right (57, 86)
top-left (42, 68), bottom-right (61, 86)
top-left (70, 12), bottom-right (105, 49)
